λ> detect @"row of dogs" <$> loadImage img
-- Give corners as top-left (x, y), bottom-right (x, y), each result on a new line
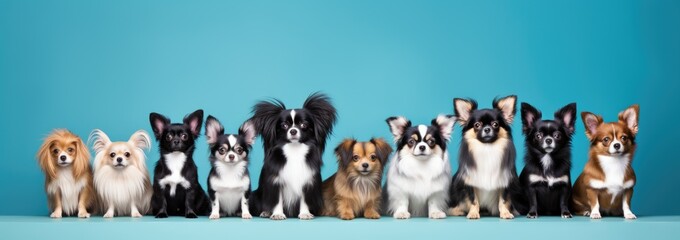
top-left (36, 93), bottom-right (639, 220)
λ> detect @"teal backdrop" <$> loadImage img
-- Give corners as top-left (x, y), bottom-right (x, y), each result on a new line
top-left (1, 0), bottom-right (678, 217)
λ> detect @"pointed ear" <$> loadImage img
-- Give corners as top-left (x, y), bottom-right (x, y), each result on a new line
top-left (521, 102), bottom-right (542, 133)
top-left (370, 138), bottom-right (393, 165)
top-left (386, 116), bottom-right (411, 142)
top-left (88, 129), bottom-right (111, 154)
top-left (618, 104), bottom-right (639, 136)
top-left (72, 136), bottom-right (91, 180)
top-left (239, 120), bottom-right (256, 146)
top-left (204, 115), bottom-right (224, 145)
top-left (334, 139), bottom-right (356, 169)
top-left (555, 103), bottom-right (577, 134)
top-left (128, 130), bottom-right (152, 151)
top-left (581, 111), bottom-right (603, 140)
top-left (149, 113), bottom-right (170, 139)
top-left (431, 114), bottom-right (456, 141)
top-left (183, 109), bottom-right (204, 138)
top-left (453, 98), bottom-right (476, 126)
top-left (494, 95), bottom-right (517, 124)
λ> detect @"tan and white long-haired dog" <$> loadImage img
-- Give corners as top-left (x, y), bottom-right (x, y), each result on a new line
top-left (37, 129), bottom-right (94, 218)
top-left (90, 129), bottom-right (152, 218)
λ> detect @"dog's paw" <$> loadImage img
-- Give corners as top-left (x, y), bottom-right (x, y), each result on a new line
top-left (449, 207), bottom-right (466, 216)
top-left (364, 211), bottom-right (380, 219)
top-left (155, 212), bottom-right (168, 218)
top-left (185, 211), bottom-right (198, 218)
top-left (299, 212), bottom-right (314, 220)
top-left (339, 212), bottom-right (355, 220)
top-left (429, 211), bottom-right (447, 219)
top-left (78, 211), bottom-right (91, 218)
top-left (466, 211), bottom-right (480, 219)
top-left (561, 211), bottom-right (573, 218)
top-left (527, 211), bottom-right (538, 219)
top-left (50, 211), bottom-right (62, 218)
top-left (131, 211), bottom-right (142, 218)
top-left (103, 211), bottom-right (114, 218)
top-left (241, 212), bottom-right (253, 219)
top-left (209, 213), bottom-right (220, 219)
top-left (270, 213), bottom-right (287, 220)
top-left (393, 211), bottom-right (411, 219)
top-left (624, 212), bottom-right (637, 220)
top-left (590, 212), bottom-right (602, 219)
top-left (259, 211), bottom-right (271, 218)
top-left (500, 211), bottom-right (515, 219)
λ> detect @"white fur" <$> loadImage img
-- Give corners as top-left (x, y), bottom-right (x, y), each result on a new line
top-left (274, 142), bottom-right (313, 215)
top-left (529, 174), bottom-right (569, 187)
top-left (209, 160), bottom-right (250, 216)
top-left (159, 152), bottom-right (190, 196)
top-left (47, 167), bottom-right (86, 216)
top-left (592, 154), bottom-right (633, 198)
top-left (462, 136), bottom-right (513, 190)
top-left (540, 154), bottom-right (552, 170)
top-left (94, 164), bottom-right (150, 216)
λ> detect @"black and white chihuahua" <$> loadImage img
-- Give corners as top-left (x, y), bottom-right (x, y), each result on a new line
top-left (515, 102), bottom-right (576, 218)
top-left (449, 95), bottom-right (519, 219)
top-left (204, 116), bottom-right (256, 219)
top-left (248, 92), bottom-right (337, 220)
top-left (149, 109), bottom-right (210, 218)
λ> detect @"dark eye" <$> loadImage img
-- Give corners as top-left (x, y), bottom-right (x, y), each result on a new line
top-left (621, 135), bottom-right (628, 142)
top-left (67, 147), bottom-right (74, 153)
top-left (52, 149), bottom-right (59, 155)
top-left (218, 147), bottom-right (226, 155)
top-left (124, 152), bottom-right (131, 158)
top-left (603, 137), bottom-right (610, 143)
top-left (352, 155), bottom-right (359, 162)
top-left (300, 123), bottom-right (307, 129)
top-left (427, 139), bottom-right (435, 146)
top-left (235, 147), bottom-right (244, 154)
top-left (180, 133), bottom-right (188, 140)
top-left (166, 134), bottom-right (172, 141)
top-left (535, 132), bottom-right (543, 140)
top-left (282, 123), bottom-right (289, 129)
top-left (370, 155), bottom-right (377, 161)
top-left (407, 139), bottom-right (416, 146)
top-left (491, 121), bottom-right (499, 128)
top-left (109, 152), bottom-right (116, 158)
top-left (553, 132), bottom-right (561, 139)
top-left (474, 122), bottom-right (482, 129)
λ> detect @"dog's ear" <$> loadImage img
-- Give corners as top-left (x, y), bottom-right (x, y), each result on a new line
top-left (555, 103), bottom-right (577, 135)
top-left (335, 139), bottom-right (356, 169)
top-left (205, 115), bottom-right (224, 146)
top-left (303, 92), bottom-right (337, 150)
top-left (453, 98), bottom-right (477, 126)
top-left (521, 102), bottom-right (542, 134)
top-left (370, 138), bottom-right (393, 165)
top-left (71, 135), bottom-right (91, 180)
top-left (386, 116), bottom-right (411, 143)
top-left (431, 114), bottom-right (456, 141)
top-left (581, 111), bottom-right (603, 141)
top-left (183, 109), bottom-right (204, 138)
top-left (149, 113), bottom-right (170, 140)
top-left (37, 133), bottom-right (58, 180)
top-left (128, 130), bottom-right (152, 151)
top-left (250, 98), bottom-right (286, 150)
top-left (88, 129), bottom-right (111, 154)
top-left (618, 104), bottom-right (639, 136)
top-left (239, 120), bottom-right (256, 146)
top-left (494, 95), bottom-right (517, 125)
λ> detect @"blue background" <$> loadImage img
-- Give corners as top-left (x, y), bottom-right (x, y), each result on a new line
top-left (1, 0), bottom-right (678, 217)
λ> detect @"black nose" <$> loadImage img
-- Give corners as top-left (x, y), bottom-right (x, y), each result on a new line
top-left (362, 163), bottom-right (369, 168)
top-left (228, 155), bottom-right (235, 160)
top-left (546, 138), bottom-right (553, 145)
top-left (484, 128), bottom-right (491, 133)
top-left (290, 129), bottom-right (298, 136)
top-left (116, 157), bottom-right (123, 163)
top-left (613, 143), bottom-right (621, 150)
top-left (419, 145), bottom-right (426, 151)
top-left (173, 140), bottom-right (180, 145)
top-left (59, 155), bottom-right (66, 161)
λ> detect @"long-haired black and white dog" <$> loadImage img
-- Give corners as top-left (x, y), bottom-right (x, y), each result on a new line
top-left (514, 102), bottom-right (576, 218)
top-left (248, 92), bottom-right (337, 220)
top-left (149, 109), bottom-right (211, 218)
top-left (449, 95), bottom-right (519, 219)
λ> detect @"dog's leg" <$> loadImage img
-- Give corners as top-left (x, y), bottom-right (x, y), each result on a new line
top-left (466, 189), bottom-right (480, 219)
top-left (77, 187), bottom-right (91, 218)
top-left (526, 186), bottom-right (538, 218)
top-left (498, 192), bottom-right (514, 219)
top-left (559, 185), bottom-right (572, 218)
top-left (449, 201), bottom-right (468, 216)
top-left (622, 188), bottom-right (636, 219)
top-left (240, 192), bottom-right (252, 219)
top-left (209, 195), bottom-right (220, 219)
top-left (363, 198), bottom-right (381, 219)
top-left (336, 197), bottom-right (355, 220)
top-left (131, 199), bottom-right (142, 218)
top-left (586, 188), bottom-right (601, 219)
top-left (50, 191), bottom-right (63, 218)
top-left (270, 192), bottom-right (286, 220)
top-left (103, 201), bottom-right (115, 218)
top-left (184, 184), bottom-right (198, 218)
top-left (298, 196), bottom-right (314, 220)
top-left (391, 191), bottom-right (410, 219)
top-left (152, 182), bottom-right (168, 218)
top-left (427, 191), bottom-right (447, 219)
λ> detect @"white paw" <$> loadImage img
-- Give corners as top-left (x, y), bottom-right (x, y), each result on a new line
top-left (50, 211), bottom-right (62, 218)
top-left (209, 213), bottom-right (220, 219)
top-left (270, 213), bottom-right (287, 220)
top-left (103, 211), bottom-right (114, 218)
top-left (467, 211), bottom-right (480, 219)
top-left (500, 211), bottom-right (515, 219)
top-left (78, 211), bottom-right (90, 218)
top-left (298, 212), bottom-right (314, 220)
top-left (429, 211), bottom-right (446, 219)
top-left (393, 211), bottom-right (411, 219)
top-left (590, 212), bottom-right (602, 219)
top-left (241, 212), bottom-right (252, 219)
top-left (624, 212), bottom-right (637, 219)
top-left (131, 211), bottom-right (142, 218)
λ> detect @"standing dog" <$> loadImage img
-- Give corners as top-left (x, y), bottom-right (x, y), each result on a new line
top-left (571, 105), bottom-right (639, 219)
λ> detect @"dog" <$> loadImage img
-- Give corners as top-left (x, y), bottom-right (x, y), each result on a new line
top-left (449, 95), bottom-right (519, 219)
top-left (149, 109), bottom-right (211, 218)
top-left (90, 129), bottom-right (153, 218)
top-left (204, 116), bottom-right (256, 219)
top-left (571, 104), bottom-right (639, 219)
top-left (248, 92), bottom-right (337, 220)
top-left (36, 129), bottom-right (94, 218)
top-left (383, 115), bottom-right (455, 219)
top-left (515, 102), bottom-right (576, 218)
top-left (321, 138), bottom-right (392, 220)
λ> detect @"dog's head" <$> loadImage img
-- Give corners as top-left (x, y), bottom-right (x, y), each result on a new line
top-left (37, 129), bottom-right (91, 179)
top-left (205, 116), bottom-right (256, 165)
top-left (334, 138), bottom-right (392, 178)
top-left (454, 95), bottom-right (516, 143)
top-left (90, 129), bottom-right (151, 170)
top-left (521, 102), bottom-right (576, 154)
top-left (149, 109), bottom-right (203, 153)
top-left (582, 104), bottom-right (639, 157)
top-left (386, 115), bottom-right (455, 160)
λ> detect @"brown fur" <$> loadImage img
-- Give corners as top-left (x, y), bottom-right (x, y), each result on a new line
top-left (322, 138), bottom-right (392, 220)
top-left (36, 129), bottom-right (95, 218)
top-left (571, 105), bottom-right (639, 218)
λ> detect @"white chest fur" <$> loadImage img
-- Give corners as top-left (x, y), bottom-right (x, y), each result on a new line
top-left (464, 139), bottom-right (512, 190)
top-left (529, 174), bottom-right (569, 187)
top-left (210, 161), bottom-right (250, 214)
top-left (159, 152), bottom-right (190, 196)
top-left (276, 143), bottom-right (313, 207)
top-left (47, 168), bottom-right (86, 215)
top-left (590, 154), bottom-right (634, 197)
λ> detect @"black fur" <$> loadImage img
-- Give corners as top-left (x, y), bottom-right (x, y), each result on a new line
top-left (149, 110), bottom-right (210, 218)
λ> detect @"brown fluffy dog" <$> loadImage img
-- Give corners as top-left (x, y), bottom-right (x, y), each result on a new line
top-left (322, 138), bottom-right (392, 220)
top-left (36, 129), bottom-right (95, 218)
top-left (571, 104), bottom-right (639, 219)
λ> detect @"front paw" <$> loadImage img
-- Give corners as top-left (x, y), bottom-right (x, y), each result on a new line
top-left (103, 211), bottom-right (114, 218)
top-left (50, 211), bottom-right (62, 218)
top-left (624, 212), bottom-right (637, 219)
top-left (429, 211), bottom-right (446, 219)
top-left (590, 212), bottom-right (602, 219)
top-left (500, 211), bottom-right (515, 219)
top-left (131, 211), bottom-right (142, 218)
top-left (364, 210), bottom-right (381, 219)
top-left (393, 211), bottom-right (411, 219)
top-left (466, 211), bottom-right (480, 219)
top-left (561, 211), bottom-right (572, 218)
top-left (209, 213), bottom-right (220, 219)
top-left (270, 213), bottom-right (287, 220)
top-left (259, 211), bottom-right (272, 218)
top-left (78, 211), bottom-right (91, 218)
top-left (527, 211), bottom-right (538, 219)
top-left (299, 212), bottom-right (314, 220)
top-left (241, 212), bottom-right (253, 219)
top-left (339, 212), bottom-right (355, 220)
top-left (185, 211), bottom-right (198, 218)
top-left (155, 212), bottom-right (168, 218)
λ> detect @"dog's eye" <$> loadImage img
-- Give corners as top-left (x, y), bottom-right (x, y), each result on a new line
top-left (553, 132), bottom-right (561, 139)
top-left (300, 123), bottom-right (307, 129)
top-left (621, 135), bottom-right (627, 142)
top-left (370, 155), bottom-right (377, 161)
top-left (124, 152), bottom-right (131, 158)
top-left (235, 147), bottom-right (244, 154)
top-left (352, 155), bottom-right (359, 162)
top-left (603, 137), bottom-right (610, 143)
top-left (67, 147), bottom-right (74, 153)
top-left (180, 134), bottom-right (188, 140)
top-left (166, 134), bottom-right (172, 141)
top-left (491, 121), bottom-right (499, 128)
top-left (282, 123), bottom-right (289, 129)
top-left (535, 132), bottom-right (543, 140)
top-left (109, 152), bottom-right (116, 158)
top-left (218, 147), bottom-right (226, 155)
top-left (473, 122), bottom-right (482, 129)
top-left (427, 139), bottom-right (436, 147)
top-left (407, 139), bottom-right (416, 146)
top-left (52, 149), bottom-right (59, 155)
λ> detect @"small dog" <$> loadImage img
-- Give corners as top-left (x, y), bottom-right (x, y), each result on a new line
top-left (449, 95), bottom-right (519, 219)
top-left (384, 115), bottom-right (455, 219)
top-left (204, 116), bottom-right (256, 219)
top-left (36, 129), bottom-right (94, 218)
top-left (571, 104), bottom-right (639, 219)
top-left (90, 129), bottom-right (153, 218)
top-left (149, 109), bottom-right (211, 218)
top-left (321, 138), bottom-right (392, 220)
top-left (515, 102), bottom-right (576, 218)
top-left (248, 92), bottom-right (337, 220)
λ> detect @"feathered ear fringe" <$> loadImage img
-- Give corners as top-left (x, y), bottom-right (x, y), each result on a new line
top-left (302, 92), bottom-right (337, 150)
top-left (249, 98), bottom-right (286, 150)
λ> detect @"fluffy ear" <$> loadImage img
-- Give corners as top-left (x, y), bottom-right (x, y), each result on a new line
top-left (239, 120), bottom-right (257, 146)
top-left (618, 104), bottom-right (639, 136)
top-left (88, 129), bottom-right (111, 154)
top-left (334, 139), bottom-right (356, 169)
top-left (250, 98), bottom-right (286, 150)
top-left (183, 109), bottom-right (204, 138)
top-left (205, 115), bottom-right (224, 145)
top-left (149, 113), bottom-right (170, 139)
top-left (71, 136), bottom-right (91, 180)
top-left (431, 114), bottom-right (456, 141)
top-left (386, 116), bottom-right (411, 142)
top-left (370, 138), bottom-right (393, 165)
top-left (521, 102), bottom-right (542, 134)
top-left (581, 111), bottom-right (603, 140)
top-left (303, 92), bottom-right (338, 150)
top-left (494, 95), bottom-right (517, 124)
top-left (555, 103), bottom-right (577, 134)
top-left (128, 130), bottom-right (152, 151)
top-left (36, 134), bottom-right (58, 180)
top-left (453, 98), bottom-right (477, 126)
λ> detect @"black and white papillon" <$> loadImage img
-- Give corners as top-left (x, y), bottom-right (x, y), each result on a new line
top-left (204, 116), bottom-right (256, 219)
top-left (248, 92), bottom-right (337, 220)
